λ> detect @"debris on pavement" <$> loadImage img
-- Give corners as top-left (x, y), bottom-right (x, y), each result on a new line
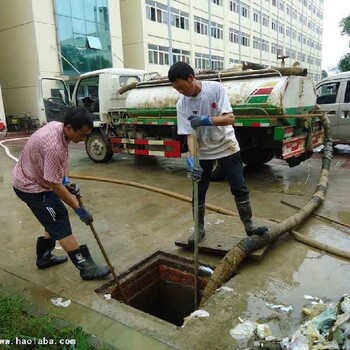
top-left (182, 310), bottom-right (209, 327)
top-left (104, 293), bottom-right (112, 300)
top-left (199, 265), bottom-right (214, 275)
top-left (230, 295), bottom-right (350, 349)
top-left (266, 302), bottom-right (293, 313)
top-left (50, 297), bottom-right (71, 308)
top-left (216, 286), bottom-right (234, 292)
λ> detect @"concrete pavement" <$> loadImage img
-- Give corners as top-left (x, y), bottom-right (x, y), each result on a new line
top-left (1, 135), bottom-right (350, 349)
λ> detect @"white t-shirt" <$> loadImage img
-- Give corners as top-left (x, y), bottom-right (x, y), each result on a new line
top-left (177, 80), bottom-right (240, 160)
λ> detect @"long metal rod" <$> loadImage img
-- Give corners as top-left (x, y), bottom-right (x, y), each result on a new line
top-left (77, 195), bottom-right (128, 303)
top-left (192, 130), bottom-right (200, 309)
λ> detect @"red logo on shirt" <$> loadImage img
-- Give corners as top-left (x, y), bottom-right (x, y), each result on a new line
top-left (211, 102), bottom-right (217, 109)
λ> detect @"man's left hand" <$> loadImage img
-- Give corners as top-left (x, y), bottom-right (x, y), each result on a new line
top-left (188, 115), bottom-right (213, 129)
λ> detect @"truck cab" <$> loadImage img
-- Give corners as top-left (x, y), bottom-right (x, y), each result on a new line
top-left (316, 72), bottom-right (350, 143)
top-left (39, 68), bottom-right (148, 125)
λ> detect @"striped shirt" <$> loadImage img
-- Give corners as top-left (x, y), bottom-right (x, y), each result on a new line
top-left (12, 121), bottom-right (68, 193)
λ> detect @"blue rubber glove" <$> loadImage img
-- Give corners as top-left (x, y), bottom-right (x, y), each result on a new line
top-left (62, 176), bottom-right (80, 196)
top-left (188, 115), bottom-right (213, 129)
top-left (74, 207), bottom-right (93, 225)
top-left (186, 156), bottom-right (203, 182)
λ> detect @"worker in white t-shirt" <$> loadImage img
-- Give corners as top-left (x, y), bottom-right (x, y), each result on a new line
top-left (168, 62), bottom-right (268, 245)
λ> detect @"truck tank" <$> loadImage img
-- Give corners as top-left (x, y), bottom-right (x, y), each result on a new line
top-left (125, 68), bottom-right (317, 117)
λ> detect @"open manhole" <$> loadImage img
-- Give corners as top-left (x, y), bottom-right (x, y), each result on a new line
top-left (96, 251), bottom-right (211, 326)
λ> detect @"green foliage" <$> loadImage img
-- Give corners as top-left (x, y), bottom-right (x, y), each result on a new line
top-left (321, 70), bottom-right (328, 79)
top-left (338, 53), bottom-right (350, 72)
top-left (0, 293), bottom-right (103, 350)
top-left (340, 15), bottom-right (350, 36)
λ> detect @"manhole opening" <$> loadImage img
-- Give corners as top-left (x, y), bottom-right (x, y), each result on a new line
top-left (96, 251), bottom-right (211, 327)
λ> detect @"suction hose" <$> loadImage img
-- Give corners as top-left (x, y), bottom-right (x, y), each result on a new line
top-left (199, 113), bottom-right (333, 306)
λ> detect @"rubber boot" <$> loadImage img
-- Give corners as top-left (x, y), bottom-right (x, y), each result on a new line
top-left (188, 204), bottom-right (206, 246)
top-left (68, 245), bottom-right (111, 280)
top-left (236, 200), bottom-right (268, 236)
top-left (36, 236), bottom-right (68, 269)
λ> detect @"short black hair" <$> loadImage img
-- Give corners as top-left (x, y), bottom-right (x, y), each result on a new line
top-left (63, 107), bottom-right (93, 131)
top-left (168, 62), bottom-right (195, 82)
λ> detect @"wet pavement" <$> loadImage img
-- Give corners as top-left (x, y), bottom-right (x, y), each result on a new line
top-left (1, 134), bottom-right (350, 349)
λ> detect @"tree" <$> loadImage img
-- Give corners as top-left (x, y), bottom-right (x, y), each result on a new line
top-left (339, 53), bottom-right (350, 72)
top-left (340, 15), bottom-right (350, 36)
top-left (338, 15), bottom-right (350, 72)
top-left (321, 70), bottom-right (328, 79)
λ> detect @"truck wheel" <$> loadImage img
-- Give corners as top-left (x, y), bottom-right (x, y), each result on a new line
top-left (210, 160), bottom-right (226, 182)
top-left (85, 132), bottom-right (113, 163)
top-left (241, 148), bottom-right (274, 167)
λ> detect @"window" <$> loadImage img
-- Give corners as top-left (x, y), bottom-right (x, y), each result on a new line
top-left (262, 14), bottom-right (269, 27)
top-left (241, 3), bottom-right (250, 18)
top-left (211, 55), bottom-right (224, 70)
top-left (146, 0), bottom-right (167, 24)
top-left (316, 82), bottom-right (340, 105)
top-left (119, 75), bottom-right (141, 87)
top-left (212, 0), bottom-right (223, 5)
top-left (54, 0), bottom-right (112, 76)
top-left (253, 36), bottom-right (260, 49)
top-left (211, 22), bottom-right (223, 39)
top-left (241, 31), bottom-right (250, 46)
top-left (195, 52), bottom-right (210, 70)
top-left (272, 0), bottom-right (276, 6)
top-left (286, 4), bottom-right (291, 15)
top-left (286, 26), bottom-right (290, 37)
top-left (261, 39), bottom-right (269, 52)
top-left (75, 76), bottom-right (99, 113)
top-left (229, 0), bottom-right (239, 13)
top-left (148, 44), bottom-right (169, 65)
top-left (344, 82), bottom-right (350, 103)
top-left (253, 10), bottom-right (260, 23)
top-left (279, 0), bottom-right (284, 11)
top-left (194, 16), bottom-right (208, 35)
top-left (172, 48), bottom-right (190, 64)
top-left (171, 8), bottom-right (189, 30)
top-left (278, 23), bottom-right (284, 35)
top-left (271, 43), bottom-right (277, 54)
top-left (271, 19), bottom-right (277, 31)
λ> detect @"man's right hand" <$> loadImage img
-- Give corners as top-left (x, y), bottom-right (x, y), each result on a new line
top-left (62, 176), bottom-right (80, 196)
top-left (186, 156), bottom-right (203, 182)
top-left (74, 207), bottom-right (93, 225)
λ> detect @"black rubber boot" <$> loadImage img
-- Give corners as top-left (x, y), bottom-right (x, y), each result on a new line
top-left (188, 204), bottom-right (206, 246)
top-left (36, 236), bottom-right (68, 269)
top-left (236, 200), bottom-right (268, 236)
top-left (68, 245), bottom-right (111, 280)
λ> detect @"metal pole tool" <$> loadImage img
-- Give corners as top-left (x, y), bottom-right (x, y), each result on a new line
top-left (77, 195), bottom-right (128, 303)
top-left (191, 111), bottom-right (200, 309)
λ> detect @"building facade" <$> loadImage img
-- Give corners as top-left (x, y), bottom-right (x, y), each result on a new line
top-left (0, 0), bottom-right (123, 119)
top-left (121, 0), bottom-right (323, 80)
top-left (0, 0), bottom-right (323, 119)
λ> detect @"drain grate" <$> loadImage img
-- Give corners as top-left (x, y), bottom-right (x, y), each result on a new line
top-left (96, 251), bottom-right (211, 326)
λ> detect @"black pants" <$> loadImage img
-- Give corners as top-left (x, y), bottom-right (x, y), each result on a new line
top-left (195, 151), bottom-right (249, 207)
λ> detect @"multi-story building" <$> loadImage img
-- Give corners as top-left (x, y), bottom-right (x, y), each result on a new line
top-left (0, 0), bottom-right (123, 119)
top-left (0, 0), bottom-right (323, 119)
top-left (121, 0), bottom-right (323, 79)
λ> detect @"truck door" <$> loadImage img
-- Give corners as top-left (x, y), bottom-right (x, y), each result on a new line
top-left (316, 81), bottom-right (341, 139)
top-left (72, 75), bottom-right (100, 118)
top-left (39, 78), bottom-right (71, 123)
top-left (336, 80), bottom-right (350, 142)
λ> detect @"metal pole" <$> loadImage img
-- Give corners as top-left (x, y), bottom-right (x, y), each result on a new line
top-left (192, 113), bottom-right (200, 309)
top-left (77, 195), bottom-right (128, 304)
